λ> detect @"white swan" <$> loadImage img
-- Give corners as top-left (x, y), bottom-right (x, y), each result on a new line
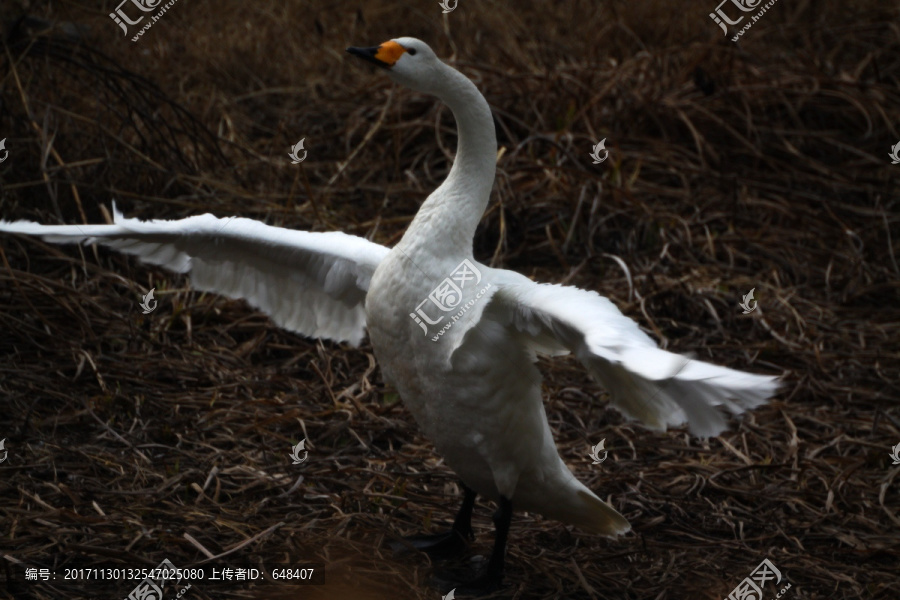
top-left (0, 37), bottom-right (778, 593)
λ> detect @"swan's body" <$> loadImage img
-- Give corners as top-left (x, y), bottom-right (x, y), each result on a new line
top-left (0, 37), bottom-right (778, 591)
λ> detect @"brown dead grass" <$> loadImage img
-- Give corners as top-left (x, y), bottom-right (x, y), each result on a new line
top-left (1, 0), bottom-right (899, 598)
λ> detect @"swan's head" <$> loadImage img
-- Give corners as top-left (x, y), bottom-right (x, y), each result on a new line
top-left (347, 37), bottom-right (444, 95)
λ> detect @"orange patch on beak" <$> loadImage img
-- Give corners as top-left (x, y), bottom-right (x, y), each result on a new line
top-left (374, 41), bottom-right (406, 66)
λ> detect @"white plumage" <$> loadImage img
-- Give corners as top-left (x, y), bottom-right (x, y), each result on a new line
top-left (486, 281), bottom-right (774, 438)
top-left (1, 204), bottom-right (388, 346)
top-left (0, 36), bottom-right (778, 589)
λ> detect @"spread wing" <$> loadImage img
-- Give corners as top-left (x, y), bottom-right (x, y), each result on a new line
top-left (479, 280), bottom-right (779, 437)
top-left (0, 204), bottom-right (389, 345)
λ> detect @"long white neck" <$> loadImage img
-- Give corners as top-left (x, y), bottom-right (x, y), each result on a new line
top-left (398, 62), bottom-right (496, 258)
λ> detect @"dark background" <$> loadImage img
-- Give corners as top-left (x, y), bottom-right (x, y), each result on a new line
top-left (1, 1), bottom-right (898, 598)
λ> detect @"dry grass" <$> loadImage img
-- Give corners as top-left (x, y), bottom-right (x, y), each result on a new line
top-left (1, 0), bottom-right (899, 598)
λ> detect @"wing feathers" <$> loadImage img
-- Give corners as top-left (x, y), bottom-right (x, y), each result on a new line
top-left (487, 282), bottom-right (779, 437)
top-left (0, 206), bottom-right (389, 345)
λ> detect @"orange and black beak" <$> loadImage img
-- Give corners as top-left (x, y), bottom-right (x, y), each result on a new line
top-left (347, 40), bottom-right (406, 69)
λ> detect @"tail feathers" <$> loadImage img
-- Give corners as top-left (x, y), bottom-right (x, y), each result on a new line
top-left (525, 476), bottom-right (631, 537)
top-left (572, 490), bottom-right (631, 536)
top-left (589, 352), bottom-right (779, 438)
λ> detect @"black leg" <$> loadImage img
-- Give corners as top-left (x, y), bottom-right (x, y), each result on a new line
top-left (434, 495), bottom-right (512, 595)
top-left (479, 495), bottom-right (512, 589)
top-left (486, 495), bottom-right (512, 581)
top-left (451, 483), bottom-right (477, 541)
top-left (391, 483), bottom-right (477, 559)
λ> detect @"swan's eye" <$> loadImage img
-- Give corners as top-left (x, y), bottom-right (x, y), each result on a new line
top-left (407, 48), bottom-right (417, 56)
